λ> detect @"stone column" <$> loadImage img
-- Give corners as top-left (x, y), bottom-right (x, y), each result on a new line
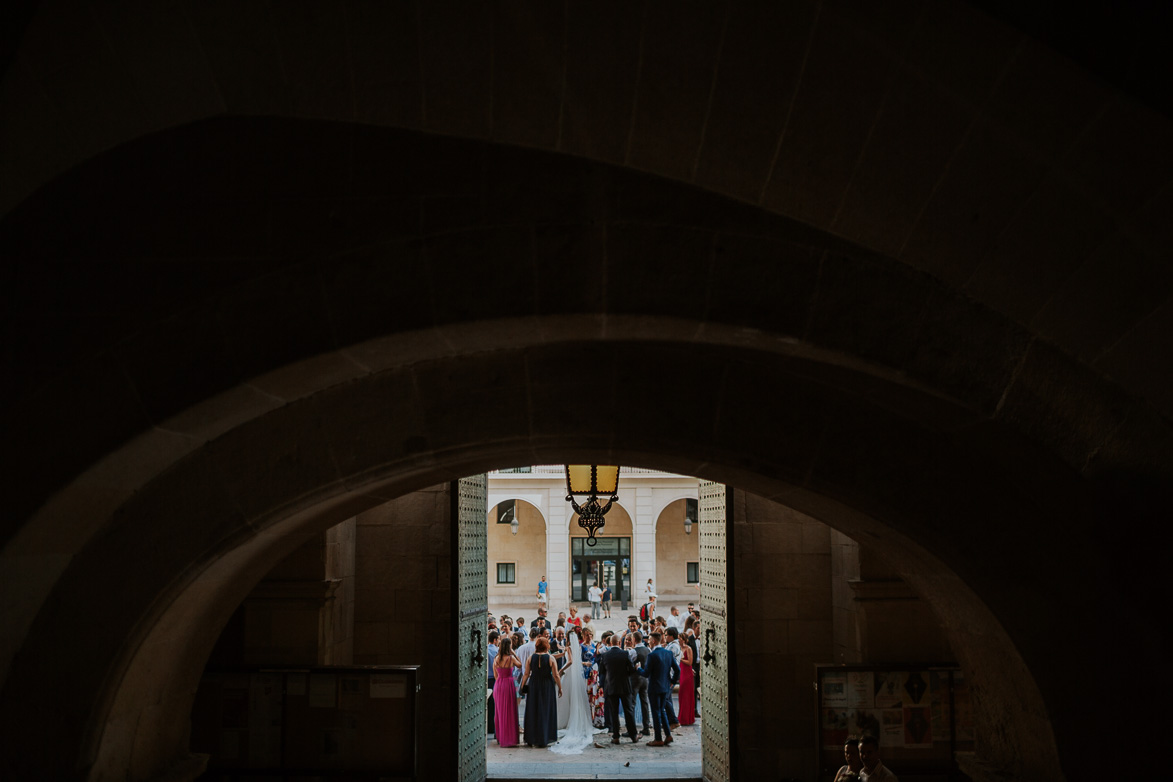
top-left (541, 487), bottom-right (568, 609)
top-left (631, 485), bottom-right (657, 602)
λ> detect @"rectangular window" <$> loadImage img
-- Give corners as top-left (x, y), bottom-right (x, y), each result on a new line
top-left (497, 562), bottom-right (516, 584)
top-left (686, 562), bottom-right (699, 583)
top-left (497, 499), bottom-right (516, 524)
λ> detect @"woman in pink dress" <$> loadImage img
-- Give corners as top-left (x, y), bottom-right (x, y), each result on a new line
top-left (493, 637), bottom-right (521, 746)
top-left (678, 635), bottom-right (696, 725)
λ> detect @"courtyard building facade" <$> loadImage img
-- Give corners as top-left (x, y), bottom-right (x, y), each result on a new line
top-left (487, 467), bottom-right (699, 610)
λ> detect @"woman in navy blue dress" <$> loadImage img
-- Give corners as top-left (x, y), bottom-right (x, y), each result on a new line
top-left (519, 636), bottom-right (562, 747)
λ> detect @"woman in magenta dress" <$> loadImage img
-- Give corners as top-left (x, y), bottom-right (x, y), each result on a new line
top-left (493, 637), bottom-right (521, 746)
top-left (678, 634), bottom-right (696, 725)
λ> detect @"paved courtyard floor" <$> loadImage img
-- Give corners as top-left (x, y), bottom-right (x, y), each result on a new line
top-left (486, 718), bottom-right (702, 780)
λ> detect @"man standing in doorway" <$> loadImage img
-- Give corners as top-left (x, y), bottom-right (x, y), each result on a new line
top-left (536, 575), bottom-right (547, 610)
top-left (588, 582), bottom-right (603, 621)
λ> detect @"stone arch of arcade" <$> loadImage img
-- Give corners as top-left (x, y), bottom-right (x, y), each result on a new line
top-left (486, 497), bottom-right (547, 608)
top-left (653, 497), bottom-right (702, 602)
top-left (2, 5), bottom-right (1171, 779)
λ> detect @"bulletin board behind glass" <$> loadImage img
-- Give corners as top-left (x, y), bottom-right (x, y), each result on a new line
top-left (816, 664), bottom-right (974, 779)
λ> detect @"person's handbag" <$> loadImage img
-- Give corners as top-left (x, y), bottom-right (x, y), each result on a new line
top-left (519, 684), bottom-right (529, 696)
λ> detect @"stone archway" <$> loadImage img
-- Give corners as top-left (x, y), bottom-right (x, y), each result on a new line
top-left (0, 329), bottom-right (1131, 780)
top-left (1, 20), bottom-right (1169, 776)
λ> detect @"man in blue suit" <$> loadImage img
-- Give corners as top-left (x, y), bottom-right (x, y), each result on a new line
top-left (638, 631), bottom-right (679, 746)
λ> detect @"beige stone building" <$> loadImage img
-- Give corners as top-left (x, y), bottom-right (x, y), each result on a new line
top-left (487, 467), bottom-right (700, 610)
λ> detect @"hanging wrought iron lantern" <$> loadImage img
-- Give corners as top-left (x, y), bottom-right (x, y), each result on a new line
top-left (565, 464), bottom-right (620, 547)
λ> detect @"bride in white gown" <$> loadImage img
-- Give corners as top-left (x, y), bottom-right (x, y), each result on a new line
top-left (549, 632), bottom-right (596, 754)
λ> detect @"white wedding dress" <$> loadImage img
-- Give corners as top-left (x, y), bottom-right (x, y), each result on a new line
top-left (549, 635), bottom-right (596, 754)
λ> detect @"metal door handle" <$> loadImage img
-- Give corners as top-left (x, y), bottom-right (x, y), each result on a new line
top-left (472, 628), bottom-right (484, 666)
top-left (703, 628), bottom-right (715, 666)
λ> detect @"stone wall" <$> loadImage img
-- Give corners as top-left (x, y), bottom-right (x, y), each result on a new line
top-left (732, 491), bottom-right (834, 780)
top-left (324, 518), bottom-right (356, 664)
top-left (734, 495), bottom-right (956, 779)
top-left (850, 544), bottom-right (953, 664)
top-left (232, 530), bottom-right (353, 666)
top-left (831, 529), bottom-right (864, 664)
top-left (352, 484), bottom-right (453, 781)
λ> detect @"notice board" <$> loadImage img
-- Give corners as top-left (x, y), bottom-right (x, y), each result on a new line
top-left (191, 665), bottom-right (418, 778)
top-left (816, 664), bottom-right (974, 779)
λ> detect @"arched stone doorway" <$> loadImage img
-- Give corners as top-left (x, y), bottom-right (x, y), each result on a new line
top-left (0, 332), bottom-right (1121, 779)
top-left (653, 498), bottom-right (701, 605)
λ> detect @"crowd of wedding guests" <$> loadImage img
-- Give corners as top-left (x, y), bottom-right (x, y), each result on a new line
top-left (486, 597), bottom-right (703, 749)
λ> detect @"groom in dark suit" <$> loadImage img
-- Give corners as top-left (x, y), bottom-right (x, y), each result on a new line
top-left (599, 635), bottom-right (640, 744)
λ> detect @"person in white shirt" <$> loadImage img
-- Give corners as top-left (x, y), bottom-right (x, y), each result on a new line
top-left (664, 626), bottom-right (684, 664)
top-left (666, 606), bottom-right (684, 631)
top-left (859, 734), bottom-right (898, 781)
top-left (588, 583), bottom-right (603, 619)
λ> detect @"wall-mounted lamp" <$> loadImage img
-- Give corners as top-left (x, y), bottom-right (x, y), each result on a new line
top-left (684, 517), bottom-right (693, 535)
top-left (500, 507), bottom-right (519, 535)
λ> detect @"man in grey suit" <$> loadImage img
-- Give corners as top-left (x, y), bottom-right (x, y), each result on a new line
top-left (599, 635), bottom-right (641, 744)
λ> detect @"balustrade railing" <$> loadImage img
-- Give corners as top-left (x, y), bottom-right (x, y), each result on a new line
top-left (489, 465), bottom-right (683, 478)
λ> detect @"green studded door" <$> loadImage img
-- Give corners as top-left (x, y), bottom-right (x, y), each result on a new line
top-left (454, 475), bottom-right (488, 782)
top-left (699, 480), bottom-right (732, 782)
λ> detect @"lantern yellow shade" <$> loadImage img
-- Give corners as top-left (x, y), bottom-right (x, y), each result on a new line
top-left (565, 465), bottom-right (620, 496)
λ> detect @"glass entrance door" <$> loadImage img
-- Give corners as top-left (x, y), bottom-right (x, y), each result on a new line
top-left (570, 537), bottom-right (630, 607)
